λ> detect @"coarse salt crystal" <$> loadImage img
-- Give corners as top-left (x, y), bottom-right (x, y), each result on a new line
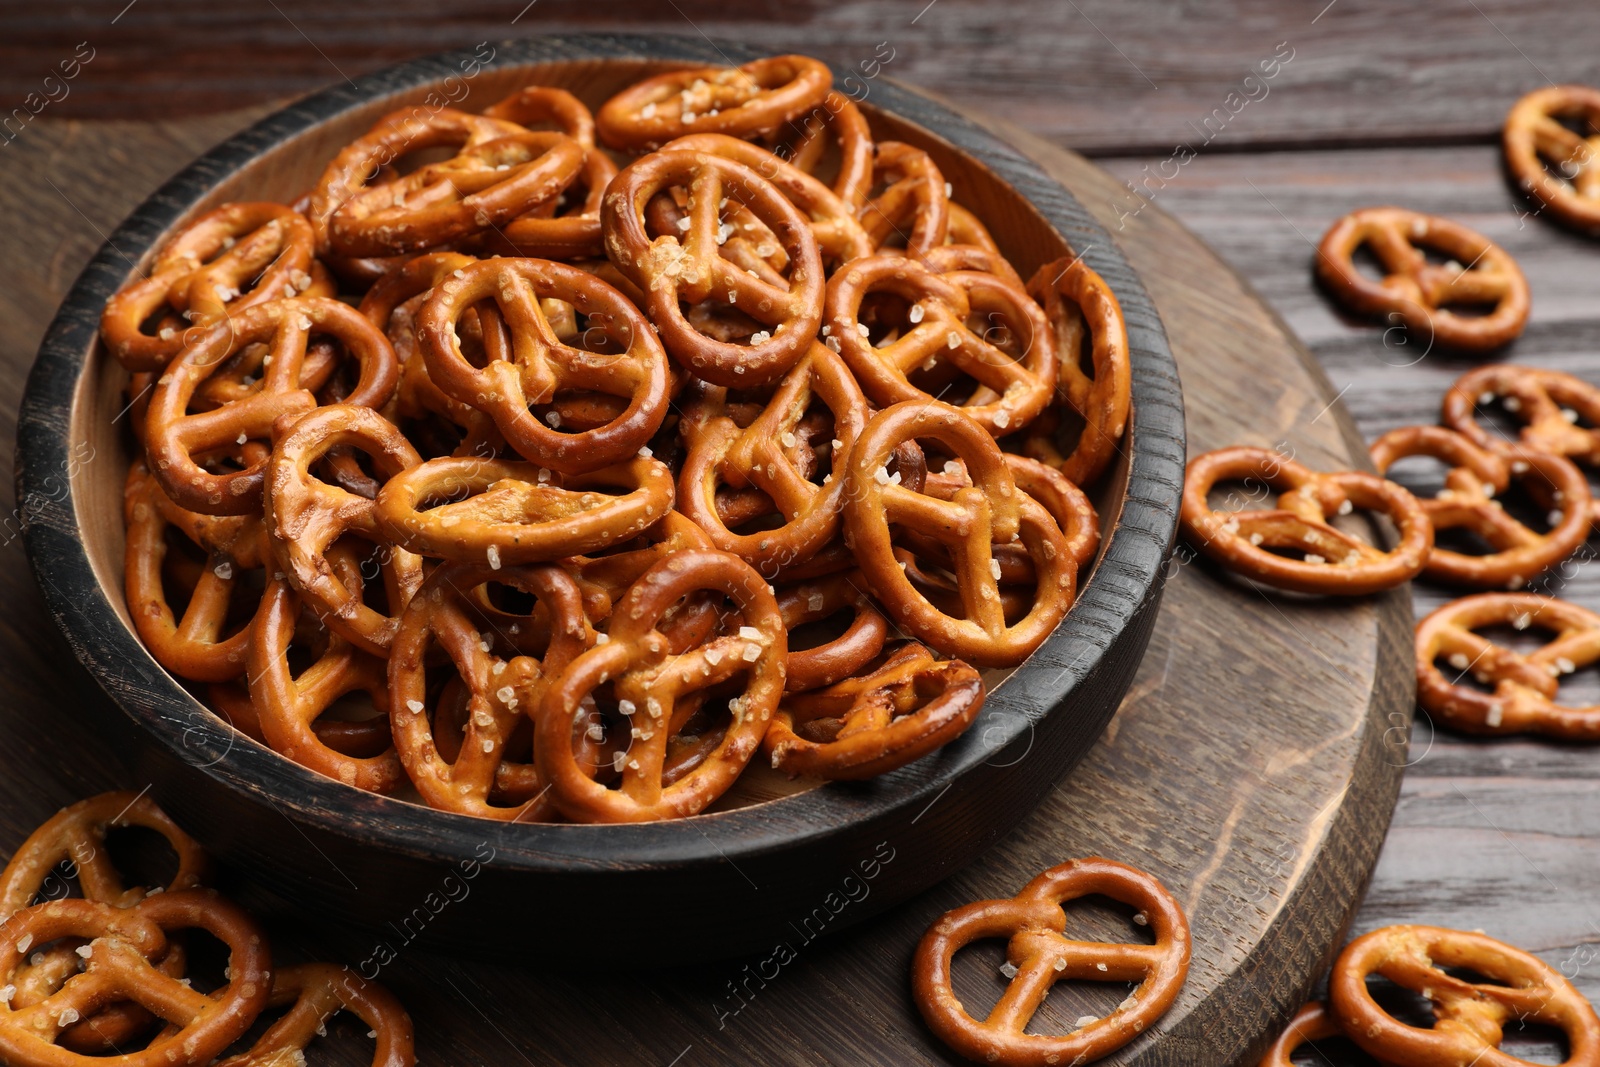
top-left (1075, 1016), bottom-right (1098, 1029)
top-left (57, 1008), bottom-right (79, 1026)
top-left (1304, 554), bottom-right (1326, 564)
top-left (406, 700), bottom-right (424, 714)
top-left (496, 686), bottom-right (515, 703)
top-left (1249, 532), bottom-right (1264, 546)
top-left (807, 593), bottom-right (826, 612)
top-left (738, 626), bottom-right (762, 640)
top-left (706, 647), bottom-right (724, 665)
top-left (596, 633), bottom-right (610, 645)
top-left (486, 545), bottom-right (501, 570)
top-left (1505, 398), bottom-right (1523, 413)
top-left (1564, 408), bottom-right (1581, 423)
top-left (612, 751), bottom-right (627, 772)
top-left (15, 936), bottom-right (31, 953)
top-left (1132, 912), bottom-right (1148, 926)
top-left (0, 986), bottom-right (11, 1004)
top-left (642, 102), bottom-right (657, 118)
top-left (214, 562), bottom-right (233, 580)
top-left (618, 699), bottom-right (637, 716)
top-left (1514, 613), bottom-right (1531, 630)
top-left (1486, 703), bottom-right (1504, 727)
top-left (1338, 500), bottom-right (1354, 516)
top-left (990, 559), bottom-right (1001, 580)
top-left (1557, 656), bottom-right (1577, 673)
top-left (1448, 653), bottom-right (1469, 669)
top-left (749, 330), bottom-right (772, 344)
top-left (999, 962), bottom-right (1018, 978)
top-left (875, 467), bottom-right (891, 485)
top-left (909, 304), bottom-right (925, 324)
top-left (480, 739), bottom-right (494, 754)
top-left (75, 945), bottom-right (91, 959)
top-left (587, 723), bottom-right (606, 741)
top-left (741, 644), bottom-right (761, 662)
top-left (946, 331), bottom-right (960, 349)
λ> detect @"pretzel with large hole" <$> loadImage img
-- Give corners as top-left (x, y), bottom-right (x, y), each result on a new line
top-left (537, 549), bottom-right (786, 822)
top-left (860, 142), bottom-right (950, 257)
top-left (763, 91), bottom-right (875, 210)
top-left (912, 857), bottom-right (1191, 1067)
top-left (418, 257), bottom-right (671, 474)
top-left (596, 55), bottom-right (833, 151)
top-left (100, 203), bottom-right (317, 372)
top-left (1329, 924), bottom-right (1600, 1067)
top-left (826, 254), bottom-right (1057, 438)
top-left (1023, 254), bottom-right (1132, 486)
top-left (678, 344), bottom-right (869, 574)
top-left (1180, 446), bottom-right (1433, 596)
top-left (374, 454), bottom-right (674, 565)
top-left (602, 149), bottom-right (825, 387)
top-left (844, 402), bottom-right (1074, 668)
top-left (765, 642), bottom-right (983, 779)
top-left (1416, 592), bottom-right (1600, 739)
top-left (777, 572), bottom-right (890, 693)
top-left (1369, 425), bottom-right (1590, 589)
top-left (1504, 85), bottom-right (1600, 235)
top-left (145, 297), bottom-right (398, 515)
top-left (1255, 1002), bottom-right (1343, 1067)
top-left (484, 85), bottom-right (596, 146)
top-left (474, 143), bottom-right (618, 261)
top-left (1442, 364), bottom-right (1600, 468)
top-left (216, 962), bottom-right (414, 1067)
top-left (389, 561), bottom-right (595, 820)
top-left (0, 890), bottom-right (271, 1067)
top-left (1316, 206), bottom-right (1531, 352)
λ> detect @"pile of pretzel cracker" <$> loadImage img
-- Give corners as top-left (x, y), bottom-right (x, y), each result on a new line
top-left (105, 55), bottom-right (1125, 826)
top-left (0, 792), bottom-right (414, 1067)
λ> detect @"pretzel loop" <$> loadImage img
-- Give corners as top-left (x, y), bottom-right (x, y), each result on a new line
top-left (1504, 85), bottom-right (1600, 234)
top-left (777, 572), bottom-right (890, 693)
top-left (596, 55), bottom-right (833, 150)
top-left (1443, 364), bottom-right (1600, 467)
top-left (912, 858), bottom-right (1192, 1067)
top-left (216, 962), bottom-right (415, 1067)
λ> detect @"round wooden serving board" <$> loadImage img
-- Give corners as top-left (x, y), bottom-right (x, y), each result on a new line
top-left (0, 95), bottom-right (1409, 1067)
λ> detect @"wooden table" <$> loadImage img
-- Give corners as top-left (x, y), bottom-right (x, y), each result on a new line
top-left (5, 4), bottom-right (1600, 1064)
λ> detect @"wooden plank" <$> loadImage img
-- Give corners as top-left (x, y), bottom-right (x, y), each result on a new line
top-left (6, 2), bottom-right (1600, 154)
top-left (0, 93), bottom-right (1406, 1065)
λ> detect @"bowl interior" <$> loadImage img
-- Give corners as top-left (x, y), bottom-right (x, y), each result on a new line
top-left (63, 52), bottom-right (1135, 834)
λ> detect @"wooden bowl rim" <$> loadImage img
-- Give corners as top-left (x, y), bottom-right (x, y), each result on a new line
top-left (16, 34), bottom-right (1184, 873)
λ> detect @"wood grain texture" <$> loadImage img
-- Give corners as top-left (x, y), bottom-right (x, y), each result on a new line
top-left (0, 60), bottom-right (1406, 1065)
top-left (7, 1), bottom-right (1600, 156)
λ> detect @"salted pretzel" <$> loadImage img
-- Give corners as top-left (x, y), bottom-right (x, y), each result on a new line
top-left (1180, 446), bottom-right (1433, 596)
top-left (145, 296), bottom-right (399, 515)
top-left (825, 254), bottom-right (1057, 437)
top-left (264, 405), bottom-right (425, 655)
top-left (374, 454), bottom-right (674, 565)
top-left (124, 465), bottom-right (263, 682)
top-left (1416, 592), bottom-right (1600, 739)
top-left (678, 344), bottom-right (869, 573)
top-left (844, 402), bottom-right (1074, 668)
top-left (1369, 425), bottom-right (1590, 589)
top-left (659, 133), bottom-right (873, 264)
top-left (1504, 85), bottom-right (1600, 234)
top-left (473, 144), bottom-right (618, 260)
top-left (602, 148), bottom-right (825, 386)
top-left (1023, 255), bottom-right (1132, 486)
top-left (946, 203), bottom-right (1002, 253)
top-left (596, 55), bottom-right (833, 150)
top-left (1255, 1003), bottom-right (1343, 1067)
top-left (777, 573), bottom-right (890, 693)
top-left (216, 962), bottom-right (414, 1067)
top-left (1329, 924), bottom-right (1600, 1067)
top-left (1443, 364), bottom-right (1600, 468)
top-left (100, 202), bottom-right (317, 372)
top-left (389, 562), bottom-right (595, 820)
top-left (537, 550), bottom-right (786, 822)
top-left (418, 257), bottom-right (671, 473)
top-left (249, 570), bottom-right (404, 794)
top-left (484, 84), bottom-right (596, 146)
top-left (1316, 206), bottom-right (1531, 352)
top-left (860, 142), bottom-right (950, 257)
top-left (920, 243), bottom-right (1023, 286)
top-left (765, 642), bottom-right (983, 779)
top-left (0, 890), bottom-right (271, 1067)
top-left (762, 91), bottom-right (875, 209)
top-left (912, 857), bottom-right (1191, 1067)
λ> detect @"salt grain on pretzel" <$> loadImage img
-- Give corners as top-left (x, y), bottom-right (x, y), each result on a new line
top-left (596, 55), bottom-right (833, 151)
top-left (1504, 84), bottom-right (1600, 235)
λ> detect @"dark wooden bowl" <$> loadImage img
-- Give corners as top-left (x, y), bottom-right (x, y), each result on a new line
top-left (16, 35), bottom-right (1183, 963)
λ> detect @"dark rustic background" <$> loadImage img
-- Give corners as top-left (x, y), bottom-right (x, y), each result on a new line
top-left (5, 2), bottom-right (1600, 1063)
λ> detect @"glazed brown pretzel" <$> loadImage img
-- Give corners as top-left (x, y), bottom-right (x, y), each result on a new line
top-left (389, 562), bottom-right (595, 820)
top-left (484, 85), bottom-right (596, 146)
top-left (678, 344), bottom-right (869, 574)
top-left (1504, 85), bottom-right (1600, 235)
top-left (602, 149), bottom-right (825, 387)
top-left (250, 570), bottom-right (405, 794)
top-left (0, 890), bottom-right (272, 1067)
top-left (825, 254), bottom-right (1058, 437)
top-left (1416, 592), bottom-right (1600, 739)
top-left (216, 962), bottom-right (414, 1067)
top-left (1180, 446), bottom-right (1433, 596)
top-left (374, 454), bottom-right (674, 565)
top-left (474, 143), bottom-right (618, 261)
top-left (1330, 924), bottom-right (1600, 1067)
top-left (1255, 1003), bottom-right (1343, 1067)
top-left (777, 573), bottom-right (890, 693)
top-left (660, 133), bottom-right (873, 264)
top-left (912, 857), bottom-right (1192, 1067)
top-left (596, 55), bottom-right (833, 150)
top-left (1369, 425), bottom-right (1590, 589)
top-left (145, 296), bottom-right (399, 515)
top-left (860, 142), bottom-right (950, 257)
top-left (124, 465), bottom-right (260, 683)
top-left (307, 106), bottom-right (528, 256)
top-left (765, 642), bottom-right (984, 780)
top-left (844, 402), bottom-right (1074, 669)
top-left (264, 405), bottom-right (425, 655)
top-left (100, 202), bottom-right (317, 372)
top-left (1316, 206), bottom-right (1531, 352)
top-left (0, 792), bottom-right (209, 922)
top-left (1443, 364), bottom-right (1600, 467)
top-left (763, 91), bottom-right (875, 210)
top-left (418, 257), bottom-right (671, 474)
top-left (537, 549), bottom-right (787, 822)
top-left (1023, 255), bottom-right (1132, 486)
